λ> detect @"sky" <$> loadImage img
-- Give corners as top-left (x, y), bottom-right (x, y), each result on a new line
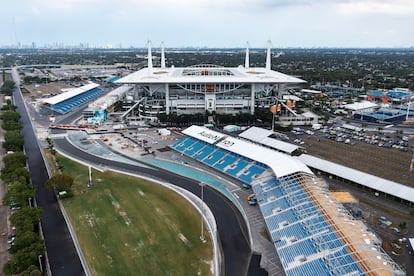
top-left (1, 0), bottom-right (413, 48)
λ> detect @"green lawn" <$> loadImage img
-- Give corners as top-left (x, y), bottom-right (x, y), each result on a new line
top-left (57, 155), bottom-right (212, 276)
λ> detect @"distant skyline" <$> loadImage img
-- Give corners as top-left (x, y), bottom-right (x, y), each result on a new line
top-left (1, 0), bottom-right (413, 48)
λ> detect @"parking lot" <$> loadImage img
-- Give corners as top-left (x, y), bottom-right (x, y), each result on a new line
top-left (287, 125), bottom-right (414, 187)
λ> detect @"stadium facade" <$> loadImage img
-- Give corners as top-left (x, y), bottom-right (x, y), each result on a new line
top-left (116, 42), bottom-right (306, 119)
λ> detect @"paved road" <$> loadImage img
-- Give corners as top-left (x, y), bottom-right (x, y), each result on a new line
top-left (13, 87), bottom-right (85, 276)
top-left (16, 80), bottom-right (255, 275)
top-left (54, 137), bottom-right (253, 276)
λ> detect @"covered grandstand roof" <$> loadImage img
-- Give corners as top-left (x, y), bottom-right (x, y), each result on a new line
top-left (182, 125), bottom-right (312, 177)
top-left (42, 83), bottom-right (100, 105)
top-left (239, 126), bottom-right (300, 155)
top-left (88, 85), bottom-right (132, 110)
top-left (116, 65), bottom-right (306, 85)
top-left (298, 154), bottom-right (414, 203)
top-left (344, 101), bottom-right (378, 111)
top-left (300, 88), bottom-right (323, 94)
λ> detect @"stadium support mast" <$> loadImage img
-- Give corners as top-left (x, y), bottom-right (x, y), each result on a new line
top-left (161, 42), bottom-right (166, 69)
top-left (245, 41), bottom-right (250, 69)
top-left (147, 40), bottom-right (153, 69)
top-left (266, 39), bottom-right (271, 71)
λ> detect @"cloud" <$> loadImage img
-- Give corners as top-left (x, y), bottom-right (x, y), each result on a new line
top-left (335, 0), bottom-right (414, 15)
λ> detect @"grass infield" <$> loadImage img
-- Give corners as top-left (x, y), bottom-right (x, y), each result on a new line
top-left (56, 155), bottom-right (213, 276)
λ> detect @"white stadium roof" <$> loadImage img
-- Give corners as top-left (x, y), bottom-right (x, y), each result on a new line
top-left (43, 83), bottom-right (100, 105)
top-left (183, 125), bottom-right (312, 178)
top-left (116, 66), bottom-right (306, 85)
top-left (239, 126), bottom-right (300, 154)
top-left (298, 154), bottom-right (414, 203)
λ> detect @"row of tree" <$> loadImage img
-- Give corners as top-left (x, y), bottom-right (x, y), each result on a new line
top-left (0, 111), bottom-right (25, 152)
top-left (0, 108), bottom-right (44, 275)
top-left (0, 80), bottom-right (15, 97)
top-left (157, 108), bottom-right (275, 128)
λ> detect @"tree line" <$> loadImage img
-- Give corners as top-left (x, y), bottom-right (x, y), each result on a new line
top-left (157, 108), bottom-right (275, 128)
top-left (0, 92), bottom-right (44, 275)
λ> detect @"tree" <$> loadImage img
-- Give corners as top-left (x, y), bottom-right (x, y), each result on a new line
top-left (1, 166), bottom-right (30, 184)
top-left (2, 120), bottom-right (22, 131)
top-left (9, 231), bottom-right (44, 254)
top-left (2, 152), bottom-right (27, 168)
top-left (0, 111), bottom-right (21, 122)
top-left (3, 130), bottom-right (24, 152)
top-left (0, 80), bottom-right (15, 96)
top-left (3, 245), bottom-right (44, 275)
top-left (45, 174), bottom-right (74, 192)
top-left (10, 207), bottom-right (42, 232)
top-left (3, 181), bottom-right (35, 207)
top-left (20, 265), bottom-right (42, 276)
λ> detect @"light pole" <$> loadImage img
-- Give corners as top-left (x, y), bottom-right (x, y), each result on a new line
top-left (38, 254), bottom-right (43, 272)
top-left (199, 182), bottom-right (206, 243)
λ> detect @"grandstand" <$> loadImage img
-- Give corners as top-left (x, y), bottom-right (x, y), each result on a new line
top-left (171, 125), bottom-right (405, 276)
top-left (42, 82), bottom-right (105, 114)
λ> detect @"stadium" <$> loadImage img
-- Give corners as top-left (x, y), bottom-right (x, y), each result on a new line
top-left (171, 125), bottom-right (405, 276)
top-left (116, 42), bottom-right (306, 119)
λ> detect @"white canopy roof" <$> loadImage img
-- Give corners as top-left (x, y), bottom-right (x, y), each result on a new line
top-left (298, 154), bottom-right (414, 203)
top-left (183, 125), bottom-right (312, 178)
top-left (182, 125), bottom-right (226, 144)
top-left (239, 126), bottom-right (300, 154)
top-left (344, 101), bottom-right (378, 111)
top-left (88, 85), bottom-right (132, 110)
top-left (301, 89), bottom-right (323, 94)
top-left (43, 83), bottom-right (100, 105)
top-left (116, 66), bottom-right (306, 85)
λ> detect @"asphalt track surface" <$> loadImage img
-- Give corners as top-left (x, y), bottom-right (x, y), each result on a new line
top-left (53, 137), bottom-right (252, 276)
top-left (13, 88), bottom-right (85, 275)
top-left (14, 88), bottom-right (253, 275)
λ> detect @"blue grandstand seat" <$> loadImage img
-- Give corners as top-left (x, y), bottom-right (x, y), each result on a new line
top-left (183, 140), bottom-right (206, 156)
top-left (286, 258), bottom-right (330, 276)
top-left (172, 137), bottom-right (195, 151)
top-left (226, 158), bottom-right (249, 177)
top-left (193, 144), bottom-right (216, 160)
top-left (213, 154), bottom-right (238, 171)
top-left (201, 148), bottom-right (226, 166)
top-left (49, 87), bottom-right (105, 114)
top-left (279, 239), bottom-right (318, 266)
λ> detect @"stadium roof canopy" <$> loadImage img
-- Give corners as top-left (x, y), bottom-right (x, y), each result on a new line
top-left (43, 83), bottom-right (100, 105)
top-left (116, 65), bottom-right (306, 85)
top-left (88, 85), bottom-right (132, 110)
top-left (300, 88), bottom-right (323, 94)
top-left (344, 100), bottom-right (378, 111)
top-left (298, 154), bottom-right (414, 203)
top-left (239, 126), bottom-right (300, 155)
top-left (183, 125), bottom-right (312, 178)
